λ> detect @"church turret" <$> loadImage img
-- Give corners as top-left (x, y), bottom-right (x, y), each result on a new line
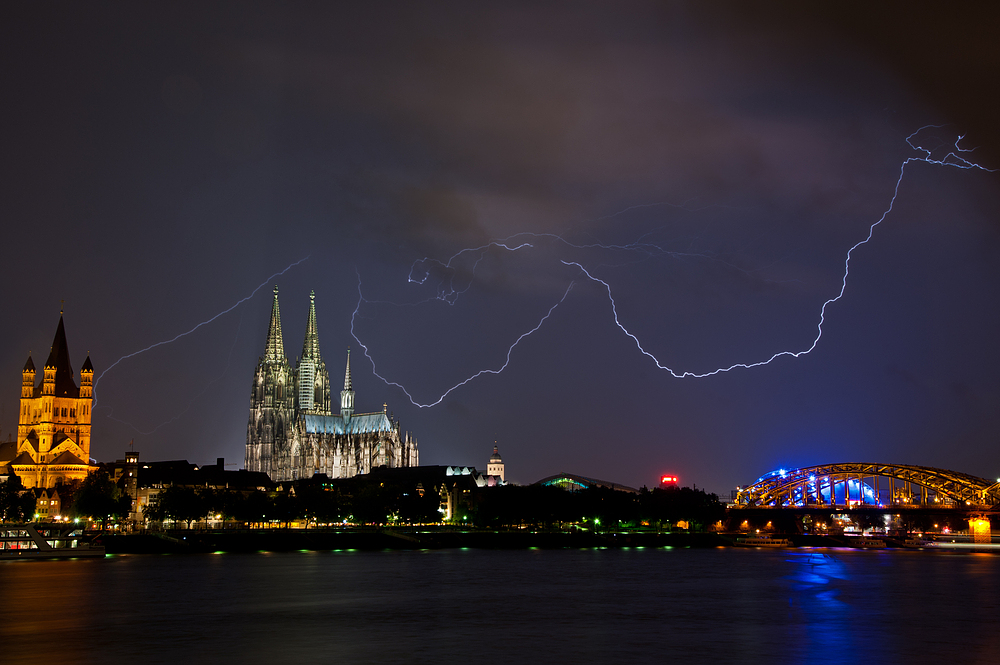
top-left (42, 349), bottom-right (56, 397)
top-left (340, 349), bottom-right (355, 423)
top-left (22, 354), bottom-right (35, 399)
top-left (80, 354), bottom-right (93, 400)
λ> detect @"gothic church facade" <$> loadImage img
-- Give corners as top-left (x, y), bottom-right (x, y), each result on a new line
top-left (245, 288), bottom-right (418, 482)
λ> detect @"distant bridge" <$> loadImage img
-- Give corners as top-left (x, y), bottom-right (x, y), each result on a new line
top-left (735, 463), bottom-right (1000, 508)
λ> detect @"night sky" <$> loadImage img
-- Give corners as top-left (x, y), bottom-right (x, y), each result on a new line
top-left (4, 3), bottom-right (1000, 494)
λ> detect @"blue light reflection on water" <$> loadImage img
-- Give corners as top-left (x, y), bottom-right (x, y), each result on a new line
top-left (1, 547), bottom-right (999, 664)
top-left (783, 551), bottom-right (853, 656)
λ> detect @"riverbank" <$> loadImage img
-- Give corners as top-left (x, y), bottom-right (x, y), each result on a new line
top-left (100, 529), bottom-right (728, 553)
top-left (101, 529), bottom-right (907, 554)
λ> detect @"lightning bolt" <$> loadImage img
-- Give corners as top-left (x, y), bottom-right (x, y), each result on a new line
top-left (354, 126), bottom-right (993, 404)
top-left (352, 275), bottom-right (576, 408)
top-left (104, 311), bottom-right (245, 434)
top-left (566, 126), bottom-right (995, 378)
top-left (93, 256), bottom-right (309, 407)
top-left (406, 233), bottom-right (719, 306)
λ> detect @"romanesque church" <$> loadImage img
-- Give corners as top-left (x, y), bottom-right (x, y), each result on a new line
top-left (245, 288), bottom-right (418, 481)
top-left (0, 315), bottom-right (95, 488)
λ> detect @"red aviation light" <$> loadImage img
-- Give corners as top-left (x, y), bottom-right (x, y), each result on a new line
top-left (660, 475), bottom-right (678, 485)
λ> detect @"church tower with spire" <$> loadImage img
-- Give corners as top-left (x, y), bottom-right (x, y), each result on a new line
top-left (1, 312), bottom-right (96, 488)
top-left (245, 286), bottom-right (295, 477)
top-left (245, 289), bottom-right (418, 481)
top-left (294, 291), bottom-right (331, 415)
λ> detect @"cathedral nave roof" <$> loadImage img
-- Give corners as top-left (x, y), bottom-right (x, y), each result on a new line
top-left (303, 412), bottom-right (393, 435)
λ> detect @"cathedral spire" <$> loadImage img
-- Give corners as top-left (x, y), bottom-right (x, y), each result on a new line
top-left (264, 285), bottom-right (286, 363)
top-left (301, 290), bottom-right (321, 360)
top-left (344, 348), bottom-right (352, 390)
top-left (340, 349), bottom-right (355, 422)
top-left (296, 290), bottom-right (326, 412)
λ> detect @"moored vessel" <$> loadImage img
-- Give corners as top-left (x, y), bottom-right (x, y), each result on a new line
top-left (1, 523), bottom-right (105, 559)
top-left (852, 538), bottom-right (887, 549)
top-left (734, 536), bottom-right (791, 548)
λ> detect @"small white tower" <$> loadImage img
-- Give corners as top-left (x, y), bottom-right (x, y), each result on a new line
top-left (487, 443), bottom-right (504, 481)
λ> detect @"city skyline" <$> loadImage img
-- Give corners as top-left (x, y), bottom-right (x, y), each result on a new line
top-left (3, 3), bottom-right (1000, 493)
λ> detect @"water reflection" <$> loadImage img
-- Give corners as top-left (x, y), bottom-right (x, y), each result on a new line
top-left (2, 548), bottom-right (999, 664)
top-left (783, 551), bottom-right (852, 657)
top-left (0, 558), bottom-right (103, 660)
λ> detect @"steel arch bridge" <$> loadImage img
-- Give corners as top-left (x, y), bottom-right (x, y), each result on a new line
top-left (735, 463), bottom-right (1000, 508)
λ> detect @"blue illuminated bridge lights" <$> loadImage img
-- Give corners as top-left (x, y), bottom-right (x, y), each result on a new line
top-left (752, 469), bottom-right (879, 507)
top-left (736, 463), bottom-right (1000, 508)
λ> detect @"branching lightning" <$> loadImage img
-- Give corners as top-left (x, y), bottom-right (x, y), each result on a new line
top-left (353, 126), bottom-right (993, 406)
top-left (352, 276), bottom-right (577, 408)
top-left (406, 233), bottom-right (717, 305)
top-left (93, 256), bottom-right (310, 408)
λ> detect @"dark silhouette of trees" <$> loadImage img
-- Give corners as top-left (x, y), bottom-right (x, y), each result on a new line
top-left (473, 484), bottom-right (724, 530)
top-left (132, 474), bottom-right (723, 533)
top-left (0, 475), bottom-right (35, 522)
top-left (70, 469), bottom-right (131, 528)
top-left (145, 486), bottom-right (205, 528)
top-left (639, 487), bottom-right (726, 529)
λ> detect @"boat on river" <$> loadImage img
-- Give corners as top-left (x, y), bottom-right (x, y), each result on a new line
top-left (852, 538), bottom-right (887, 549)
top-left (0, 523), bottom-right (105, 559)
top-left (734, 536), bottom-right (791, 548)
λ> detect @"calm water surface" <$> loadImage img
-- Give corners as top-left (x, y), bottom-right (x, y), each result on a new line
top-left (2, 547), bottom-right (998, 664)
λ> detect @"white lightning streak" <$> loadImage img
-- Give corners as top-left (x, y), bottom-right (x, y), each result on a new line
top-left (354, 126), bottom-right (993, 401)
top-left (93, 256), bottom-right (309, 406)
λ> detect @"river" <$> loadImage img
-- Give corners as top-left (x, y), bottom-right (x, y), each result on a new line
top-left (2, 547), bottom-right (997, 664)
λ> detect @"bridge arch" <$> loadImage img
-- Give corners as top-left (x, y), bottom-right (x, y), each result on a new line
top-left (735, 463), bottom-right (1000, 508)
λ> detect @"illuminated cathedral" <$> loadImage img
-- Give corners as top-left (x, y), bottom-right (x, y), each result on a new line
top-left (245, 287), bottom-right (418, 481)
top-left (0, 315), bottom-right (95, 488)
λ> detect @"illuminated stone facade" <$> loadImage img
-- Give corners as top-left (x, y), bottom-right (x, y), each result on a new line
top-left (245, 288), bottom-right (418, 482)
top-left (0, 316), bottom-right (96, 488)
top-left (487, 444), bottom-right (504, 481)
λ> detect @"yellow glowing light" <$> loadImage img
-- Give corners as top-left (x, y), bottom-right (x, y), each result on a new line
top-left (970, 518), bottom-right (991, 544)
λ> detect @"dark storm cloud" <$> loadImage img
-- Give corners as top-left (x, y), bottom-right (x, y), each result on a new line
top-left (190, 0), bottom-right (919, 334)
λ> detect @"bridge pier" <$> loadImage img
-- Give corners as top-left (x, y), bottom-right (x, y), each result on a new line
top-left (970, 516), bottom-right (991, 544)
